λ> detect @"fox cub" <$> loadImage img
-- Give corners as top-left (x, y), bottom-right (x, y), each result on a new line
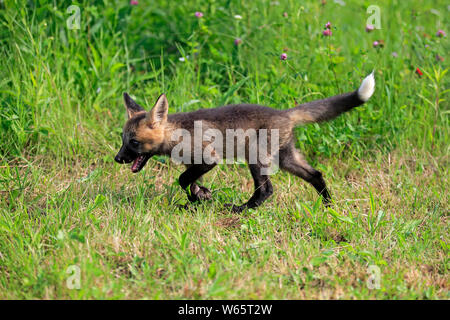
top-left (115, 73), bottom-right (375, 212)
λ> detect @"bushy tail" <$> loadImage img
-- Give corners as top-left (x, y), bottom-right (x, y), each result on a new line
top-left (288, 72), bottom-right (375, 125)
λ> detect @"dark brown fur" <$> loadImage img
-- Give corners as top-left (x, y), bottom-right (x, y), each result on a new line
top-left (115, 82), bottom-right (371, 212)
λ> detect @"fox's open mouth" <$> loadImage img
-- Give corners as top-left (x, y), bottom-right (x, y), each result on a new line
top-left (131, 154), bottom-right (150, 173)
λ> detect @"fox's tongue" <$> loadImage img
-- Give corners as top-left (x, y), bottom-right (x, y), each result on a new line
top-left (131, 155), bottom-right (145, 173)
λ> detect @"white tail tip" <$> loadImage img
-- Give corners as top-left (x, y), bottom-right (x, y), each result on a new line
top-left (357, 72), bottom-right (375, 102)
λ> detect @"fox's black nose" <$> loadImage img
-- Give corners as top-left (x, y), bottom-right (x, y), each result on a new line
top-left (115, 155), bottom-right (124, 163)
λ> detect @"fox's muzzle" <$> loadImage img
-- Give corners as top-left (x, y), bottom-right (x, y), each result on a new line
top-left (114, 145), bottom-right (135, 164)
top-left (115, 145), bottom-right (151, 173)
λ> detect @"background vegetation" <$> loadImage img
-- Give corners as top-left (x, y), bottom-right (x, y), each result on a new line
top-left (0, 0), bottom-right (448, 299)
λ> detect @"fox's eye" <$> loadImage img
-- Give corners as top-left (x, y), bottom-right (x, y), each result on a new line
top-left (130, 139), bottom-right (140, 148)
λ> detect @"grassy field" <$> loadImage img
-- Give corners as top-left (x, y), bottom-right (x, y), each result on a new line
top-left (0, 0), bottom-right (448, 299)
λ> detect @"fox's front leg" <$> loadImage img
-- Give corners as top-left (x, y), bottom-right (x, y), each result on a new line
top-left (188, 183), bottom-right (211, 201)
top-left (179, 164), bottom-right (216, 203)
top-left (225, 164), bottom-right (273, 213)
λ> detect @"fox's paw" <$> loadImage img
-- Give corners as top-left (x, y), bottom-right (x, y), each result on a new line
top-left (224, 203), bottom-right (245, 213)
top-left (188, 184), bottom-right (212, 202)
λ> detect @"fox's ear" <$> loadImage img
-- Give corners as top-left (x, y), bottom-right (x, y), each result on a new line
top-left (147, 93), bottom-right (168, 126)
top-left (123, 92), bottom-right (145, 119)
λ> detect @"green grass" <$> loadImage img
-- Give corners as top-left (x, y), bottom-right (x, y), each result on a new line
top-left (0, 0), bottom-right (448, 299)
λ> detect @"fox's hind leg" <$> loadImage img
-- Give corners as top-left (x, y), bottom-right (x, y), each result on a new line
top-left (279, 144), bottom-right (331, 204)
top-left (226, 163), bottom-right (273, 213)
top-left (179, 164), bottom-right (216, 202)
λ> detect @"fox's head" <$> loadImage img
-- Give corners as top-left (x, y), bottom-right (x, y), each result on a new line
top-left (114, 93), bottom-right (169, 173)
